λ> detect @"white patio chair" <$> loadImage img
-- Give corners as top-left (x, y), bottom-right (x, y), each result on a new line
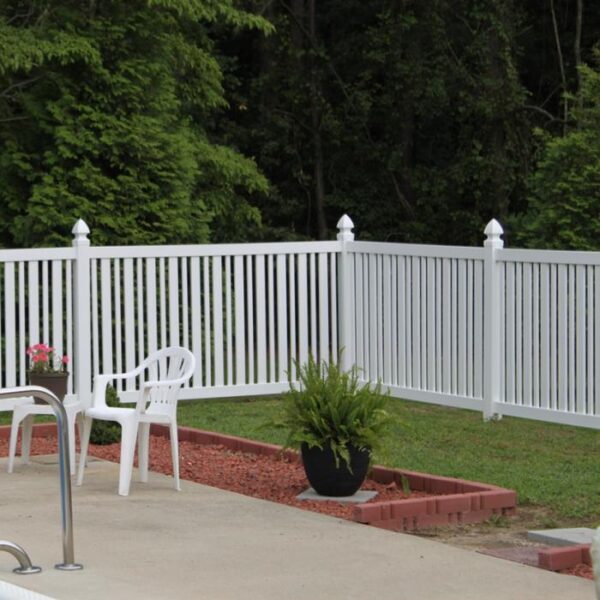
top-left (7, 398), bottom-right (84, 476)
top-left (76, 346), bottom-right (195, 496)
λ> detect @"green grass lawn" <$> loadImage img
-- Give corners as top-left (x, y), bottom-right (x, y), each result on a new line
top-left (177, 396), bottom-right (600, 526)
top-left (3, 396), bottom-right (598, 526)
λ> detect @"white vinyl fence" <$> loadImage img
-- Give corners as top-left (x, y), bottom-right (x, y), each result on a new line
top-left (0, 216), bottom-right (598, 430)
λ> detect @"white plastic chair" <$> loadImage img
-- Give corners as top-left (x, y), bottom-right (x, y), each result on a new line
top-left (76, 346), bottom-right (195, 496)
top-left (8, 398), bottom-right (84, 476)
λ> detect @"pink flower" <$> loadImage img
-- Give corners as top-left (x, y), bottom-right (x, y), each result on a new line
top-left (27, 342), bottom-right (66, 374)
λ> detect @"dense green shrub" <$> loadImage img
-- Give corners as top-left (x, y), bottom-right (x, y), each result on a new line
top-left (89, 385), bottom-right (121, 445)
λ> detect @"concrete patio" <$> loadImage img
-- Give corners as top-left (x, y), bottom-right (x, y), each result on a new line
top-left (0, 455), bottom-right (594, 600)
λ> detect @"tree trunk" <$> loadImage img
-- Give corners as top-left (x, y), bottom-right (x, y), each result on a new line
top-left (549, 0), bottom-right (568, 133)
top-left (308, 0), bottom-right (327, 240)
top-left (574, 0), bottom-right (583, 117)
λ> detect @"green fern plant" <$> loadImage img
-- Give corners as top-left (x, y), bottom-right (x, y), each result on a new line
top-left (275, 356), bottom-right (392, 469)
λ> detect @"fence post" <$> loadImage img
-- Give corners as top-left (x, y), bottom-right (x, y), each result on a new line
top-left (72, 220), bottom-right (92, 409)
top-left (337, 214), bottom-right (355, 372)
top-left (483, 219), bottom-right (504, 420)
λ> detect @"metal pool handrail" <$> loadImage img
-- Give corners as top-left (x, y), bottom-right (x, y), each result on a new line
top-left (0, 540), bottom-right (41, 574)
top-left (0, 386), bottom-right (82, 571)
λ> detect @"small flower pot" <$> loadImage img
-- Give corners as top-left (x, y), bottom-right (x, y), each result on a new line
top-left (28, 372), bottom-right (70, 404)
top-left (301, 442), bottom-right (371, 497)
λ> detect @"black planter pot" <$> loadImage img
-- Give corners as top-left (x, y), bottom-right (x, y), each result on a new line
top-left (301, 442), bottom-right (370, 497)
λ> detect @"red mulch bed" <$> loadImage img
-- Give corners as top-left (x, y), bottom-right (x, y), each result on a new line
top-left (0, 433), bottom-right (433, 521)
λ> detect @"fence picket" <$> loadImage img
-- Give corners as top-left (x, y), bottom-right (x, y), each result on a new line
top-left (532, 264), bottom-right (540, 407)
top-left (225, 256), bottom-right (233, 386)
top-left (114, 259), bottom-right (122, 378)
top-left (288, 254), bottom-right (297, 380)
top-left (310, 253), bottom-right (317, 359)
top-left (18, 263), bottom-right (25, 385)
top-left (191, 256), bottom-right (203, 386)
top-left (204, 257), bottom-right (212, 386)
top-left (329, 253), bottom-right (338, 360)
top-left (384, 254), bottom-right (392, 384)
top-left (298, 254), bottom-right (308, 367)
top-left (4, 263), bottom-right (15, 386)
top-left (458, 259), bottom-right (467, 396)
top-left (319, 253), bottom-right (329, 364)
top-left (277, 254), bottom-right (288, 381)
top-left (167, 257), bottom-right (178, 348)
top-left (124, 259), bottom-right (135, 386)
top-left (568, 266), bottom-right (576, 411)
top-left (412, 256), bottom-right (421, 389)
top-left (256, 255), bottom-right (267, 383)
top-left (212, 256), bottom-right (224, 386)
top-left (42, 261), bottom-right (49, 344)
top-left (557, 265), bottom-right (568, 411)
top-left (576, 266), bottom-right (586, 413)
top-left (595, 266), bottom-right (600, 415)
top-left (540, 265), bottom-right (550, 409)
top-left (233, 256), bottom-right (245, 385)
top-left (442, 259), bottom-right (451, 394)
top-left (523, 263), bottom-right (532, 406)
top-left (158, 259), bottom-right (166, 351)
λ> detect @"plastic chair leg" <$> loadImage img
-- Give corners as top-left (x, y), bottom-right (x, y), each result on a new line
top-left (169, 421), bottom-right (180, 491)
top-left (75, 412), bottom-right (85, 469)
top-left (66, 409), bottom-right (77, 476)
top-left (118, 420), bottom-right (138, 496)
top-left (7, 412), bottom-right (23, 473)
top-left (76, 416), bottom-right (93, 486)
top-left (20, 415), bottom-right (34, 465)
top-left (137, 422), bottom-right (150, 483)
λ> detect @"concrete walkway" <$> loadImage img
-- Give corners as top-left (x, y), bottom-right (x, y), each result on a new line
top-left (0, 455), bottom-right (594, 600)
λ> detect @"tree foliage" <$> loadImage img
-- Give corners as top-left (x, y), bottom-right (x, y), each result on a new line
top-left (0, 0), bottom-right (269, 247)
top-left (513, 48), bottom-right (600, 250)
top-left (1, 0), bottom-right (599, 249)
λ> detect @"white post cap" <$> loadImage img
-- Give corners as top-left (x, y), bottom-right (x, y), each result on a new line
top-left (72, 219), bottom-right (90, 247)
top-left (336, 214), bottom-right (355, 241)
top-left (484, 219), bottom-right (504, 248)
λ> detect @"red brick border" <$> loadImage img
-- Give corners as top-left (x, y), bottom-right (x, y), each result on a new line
top-left (150, 424), bottom-right (517, 532)
top-left (538, 545), bottom-right (592, 571)
top-left (1, 422), bottom-right (517, 531)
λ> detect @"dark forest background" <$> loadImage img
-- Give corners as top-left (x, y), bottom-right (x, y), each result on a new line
top-left (1, 0), bottom-right (599, 249)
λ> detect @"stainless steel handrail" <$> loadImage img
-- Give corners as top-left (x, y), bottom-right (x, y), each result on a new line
top-left (0, 540), bottom-right (41, 574)
top-left (0, 386), bottom-right (83, 571)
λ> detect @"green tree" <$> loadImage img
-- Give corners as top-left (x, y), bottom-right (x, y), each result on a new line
top-left (0, 0), bottom-right (269, 247)
top-left (513, 48), bottom-right (600, 250)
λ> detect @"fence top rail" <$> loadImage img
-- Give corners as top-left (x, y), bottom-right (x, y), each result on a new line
top-left (348, 241), bottom-right (485, 260)
top-left (0, 247), bottom-right (75, 263)
top-left (498, 248), bottom-right (600, 266)
top-left (88, 240), bottom-right (341, 260)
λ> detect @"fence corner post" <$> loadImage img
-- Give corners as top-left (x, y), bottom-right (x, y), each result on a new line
top-left (72, 219), bottom-right (92, 409)
top-left (337, 214), bottom-right (355, 372)
top-left (483, 219), bottom-right (504, 421)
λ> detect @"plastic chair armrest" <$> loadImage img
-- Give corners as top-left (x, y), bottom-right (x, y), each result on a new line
top-left (143, 377), bottom-right (189, 389)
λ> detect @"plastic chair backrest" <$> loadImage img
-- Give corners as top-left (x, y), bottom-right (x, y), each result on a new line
top-left (143, 347), bottom-right (195, 416)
